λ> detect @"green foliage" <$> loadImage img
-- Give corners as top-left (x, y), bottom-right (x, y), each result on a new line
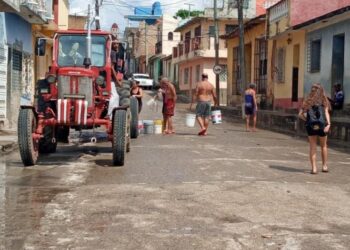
top-left (174, 9), bottom-right (204, 20)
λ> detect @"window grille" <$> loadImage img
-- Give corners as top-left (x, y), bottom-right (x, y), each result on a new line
top-left (276, 47), bottom-right (285, 83)
top-left (219, 65), bottom-right (228, 82)
top-left (307, 39), bottom-right (321, 72)
top-left (254, 38), bottom-right (267, 94)
top-left (184, 68), bottom-right (189, 84)
top-left (232, 47), bottom-right (242, 94)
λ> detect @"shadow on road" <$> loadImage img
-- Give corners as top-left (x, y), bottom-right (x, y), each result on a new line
top-left (269, 165), bottom-right (307, 173)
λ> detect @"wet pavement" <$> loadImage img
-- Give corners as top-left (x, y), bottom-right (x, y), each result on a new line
top-left (1, 92), bottom-right (350, 249)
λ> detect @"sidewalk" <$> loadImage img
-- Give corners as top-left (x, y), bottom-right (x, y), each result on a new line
top-left (0, 129), bottom-right (17, 155)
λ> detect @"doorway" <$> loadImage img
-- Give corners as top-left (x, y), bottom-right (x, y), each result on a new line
top-left (292, 44), bottom-right (300, 102)
top-left (331, 34), bottom-right (345, 93)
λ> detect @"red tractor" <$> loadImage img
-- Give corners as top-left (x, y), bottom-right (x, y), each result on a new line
top-left (18, 28), bottom-right (139, 167)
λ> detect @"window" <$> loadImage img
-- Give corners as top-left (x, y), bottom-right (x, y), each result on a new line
top-left (276, 47), bottom-right (285, 83)
top-left (219, 65), bottom-right (227, 82)
top-left (308, 39), bottom-right (321, 72)
top-left (184, 68), bottom-right (189, 84)
top-left (168, 32), bottom-right (173, 41)
top-left (195, 65), bottom-right (201, 82)
top-left (209, 26), bottom-right (215, 37)
top-left (225, 24), bottom-right (236, 34)
top-left (233, 47), bottom-right (242, 94)
top-left (254, 38), bottom-right (267, 94)
top-left (58, 35), bottom-right (106, 67)
top-left (228, 0), bottom-right (249, 9)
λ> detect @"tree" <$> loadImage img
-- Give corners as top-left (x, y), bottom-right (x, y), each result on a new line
top-left (174, 9), bottom-right (204, 20)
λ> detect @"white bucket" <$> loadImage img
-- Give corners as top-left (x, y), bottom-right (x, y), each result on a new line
top-left (138, 120), bottom-right (144, 134)
top-left (143, 120), bottom-right (154, 134)
top-left (186, 113), bottom-right (196, 127)
top-left (211, 110), bottom-right (222, 124)
top-left (154, 124), bottom-right (162, 134)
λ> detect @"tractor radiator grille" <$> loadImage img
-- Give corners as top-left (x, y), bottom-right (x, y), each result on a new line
top-left (58, 76), bottom-right (93, 106)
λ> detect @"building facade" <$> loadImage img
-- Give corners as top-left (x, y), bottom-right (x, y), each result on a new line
top-left (149, 14), bottom-right (180, 84)
top-left (0, 0), bottom-right (68, 129)
top-left (300, 7), bottom-right (350, 109)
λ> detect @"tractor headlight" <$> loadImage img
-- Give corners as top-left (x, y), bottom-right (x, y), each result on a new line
top-left (96, 76), bottom-right (105, 87)
top-left (46, 74), bottom-right (56, 84)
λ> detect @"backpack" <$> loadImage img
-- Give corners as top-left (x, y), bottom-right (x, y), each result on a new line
top-left (306, 105), bottom-right (326, 131)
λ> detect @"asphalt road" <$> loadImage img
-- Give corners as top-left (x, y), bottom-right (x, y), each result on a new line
top-left (1, 92), bottom-right (350, 250)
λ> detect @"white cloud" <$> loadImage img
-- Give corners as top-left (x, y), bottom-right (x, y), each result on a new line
top-left (69, 0), bottom-right (207, 35)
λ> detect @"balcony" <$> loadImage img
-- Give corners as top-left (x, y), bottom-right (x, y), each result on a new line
top-left (172, 36), bottom-right (227, 64)
top-left (19, 0), bottom-right (48, 24)
top-left (0, 0), bottom-right (20, 12)
top-left (268, 0), bottom-right (290, 37)
top-left (155, 41), bottom-right (162, 55)
top-left (269, 0), bottom-right (289, 22)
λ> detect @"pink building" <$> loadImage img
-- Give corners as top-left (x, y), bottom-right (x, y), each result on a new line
top-left (172, 17), bottom-right (233, 105)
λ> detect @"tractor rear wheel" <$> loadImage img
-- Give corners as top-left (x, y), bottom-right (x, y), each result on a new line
top-left (18, 109), bottom-right (39, 166)
top-left (130, 97), bottom-right (139, 139)
top-left (39, 126), bottom-right (57, 154)
top-left (112, 109), bottom-right (127, 166)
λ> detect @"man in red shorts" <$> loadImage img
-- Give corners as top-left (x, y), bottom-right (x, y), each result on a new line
top-left (159, 77), bottom-right (177, 134)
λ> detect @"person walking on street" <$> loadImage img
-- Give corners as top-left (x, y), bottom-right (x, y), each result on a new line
top-left (190, 73), bottom-right (218, 136)
top-left (244, 83), bottom-right (258, 132)
top-left (159, 77), bottom-right (177, 134)
top-left (298, 83), bottom-right (331, 174)
top-left (130, 80), bottom-right (143, 113)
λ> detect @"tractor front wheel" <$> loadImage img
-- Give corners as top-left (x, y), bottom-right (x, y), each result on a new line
top-left (130, 97), bottom-right (139, 139)
top-left (112, 109), bottom-right (127, 166)
top-left (18, 108), bottom-right (39, 166)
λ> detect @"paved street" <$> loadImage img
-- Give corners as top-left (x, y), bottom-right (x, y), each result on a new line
top-left (1, 92), bottom-right (350, 250)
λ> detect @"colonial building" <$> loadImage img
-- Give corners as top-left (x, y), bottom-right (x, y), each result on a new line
top-left (148, 14), bottom-right (180, 84)
top-left (0, 0), bottom-right (68, 129)
top-left (221, 15), bottom-right (269, 108)
top-left (266, 0), bottom-right (350, 109)
top-left (172, 0), bottom-right (266, 104)
top-left (296, 6), bottom-right (350, 109)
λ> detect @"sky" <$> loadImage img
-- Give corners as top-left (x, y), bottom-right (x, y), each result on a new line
top-left (69, 0), bottom-right (208, 36)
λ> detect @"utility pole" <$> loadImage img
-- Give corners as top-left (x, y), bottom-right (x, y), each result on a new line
top-left (184, 3), bottom-right (194, 19)
top-left (237, 0), bottom-right (246, 92)
top-left (144, 22), bottom-right (148, 72)
top-left (214, 0), bottom-right (220, 105)
top-left (95, 0), bottom-right (100, 29)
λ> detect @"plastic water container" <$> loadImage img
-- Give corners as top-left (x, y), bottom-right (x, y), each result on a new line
top-left (143, 120), bottom-right (154, 134)
top-left (211, 110), bottom-right (222, 124)
top-left (138, 120), bottom-right (144, 134)
top-left (154, 119), bottom-right (163, 134)
top-left (185, 113), bottom-right (196, 127)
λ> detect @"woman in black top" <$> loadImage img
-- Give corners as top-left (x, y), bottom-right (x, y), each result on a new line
top-left (130, 80), bottom-right (143, 113)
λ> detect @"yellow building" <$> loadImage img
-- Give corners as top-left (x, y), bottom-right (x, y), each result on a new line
top-left (267, 0), bottom-right (306, 110)
top-left (222, 15), bottom-right (268, 107)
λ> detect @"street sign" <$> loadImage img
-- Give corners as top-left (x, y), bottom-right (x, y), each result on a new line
top-left (213, 64), bottom-right (222, 75)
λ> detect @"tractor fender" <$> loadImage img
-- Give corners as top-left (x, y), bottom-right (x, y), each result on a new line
top-left (20, 106), bottom-right (38, 119)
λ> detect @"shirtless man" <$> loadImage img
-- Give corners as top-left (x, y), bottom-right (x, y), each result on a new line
top-left (159, 77), bottom-right (177, 134)
top-left (190, 73), bottom-right (218, 136)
